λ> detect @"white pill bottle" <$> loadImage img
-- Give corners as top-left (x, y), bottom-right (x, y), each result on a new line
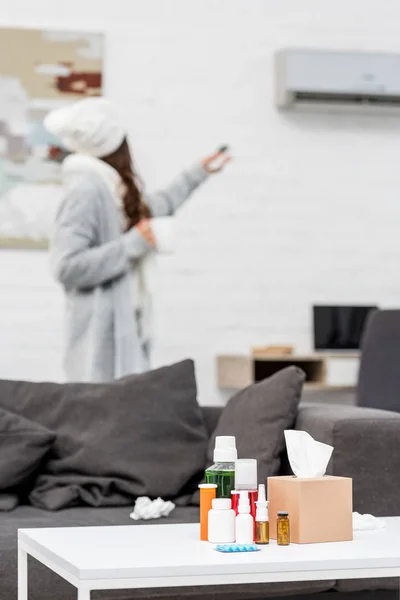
top-left (208, 498), bottom-right (236, 544)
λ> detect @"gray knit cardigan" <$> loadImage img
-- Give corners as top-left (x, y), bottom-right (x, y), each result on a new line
top-left (50, 162), bottom-right (208, 382)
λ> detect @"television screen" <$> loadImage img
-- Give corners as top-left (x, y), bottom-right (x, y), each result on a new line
top-left (313, 305), bottom-right (377, 351)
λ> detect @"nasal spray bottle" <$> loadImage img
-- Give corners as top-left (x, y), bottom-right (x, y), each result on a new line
top-left (255, 484), bottom-right (269, 545)
top-left (235, 491), bottom-right (254, 544)
top-left (231, 459), bottom-right (258, 525)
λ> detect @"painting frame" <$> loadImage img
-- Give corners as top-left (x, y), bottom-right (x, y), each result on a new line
top-left (0, 25), bottom-right (105, 250)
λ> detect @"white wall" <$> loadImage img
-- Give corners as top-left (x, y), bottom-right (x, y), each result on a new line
top-left (1, 0), bottom-right (400, 403)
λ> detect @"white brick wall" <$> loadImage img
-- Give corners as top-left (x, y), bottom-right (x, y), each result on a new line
top-left (1, 0), bottom-right (400, 404)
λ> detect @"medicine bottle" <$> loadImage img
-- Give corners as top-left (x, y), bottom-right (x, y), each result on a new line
top-left (233, 459), bottom-right (258, 524)
top-left (205, 436), bottom-right (237, 498)
top-left (255, 484), bottom-right (269, 545)
top-left (208, 498), bottom-right (236, 544)
top-left (199, 483), bottom-right (217, 541)
top-left (277, 511), bottom-right (290, 546)
top-left (235, 491), bottom-right (254, 544)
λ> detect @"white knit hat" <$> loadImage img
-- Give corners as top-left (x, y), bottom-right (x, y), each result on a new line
top-left (44, 97), bottom-right (126, 157)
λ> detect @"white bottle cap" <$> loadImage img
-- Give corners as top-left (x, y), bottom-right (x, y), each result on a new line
top-left (212, 498), bottom-right (232, 510)
top-left (238, 490), bottom-right (250, 514)
top-left (235, 459), bottom-right (257, 490)
top-left (213, 436), bottom-right (237, 462)
top-left (255, 484), bottom-right (268, 521)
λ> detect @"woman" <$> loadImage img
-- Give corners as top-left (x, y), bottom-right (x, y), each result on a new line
top-left (45, 97), bottom-right (230, 382)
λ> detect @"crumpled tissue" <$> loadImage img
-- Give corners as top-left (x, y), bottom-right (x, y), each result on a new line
top-left (130, 497), bottom-right (175, 521)
top-left (353, 512), bottom-right (386, 531)
top-left (284, 430), bottom-right (334, 478)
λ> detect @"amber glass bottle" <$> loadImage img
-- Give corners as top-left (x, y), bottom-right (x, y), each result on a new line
top-left (277, 511), bottom-right (290, 545)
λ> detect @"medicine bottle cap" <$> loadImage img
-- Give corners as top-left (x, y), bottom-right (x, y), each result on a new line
top-left (212, 498), bottom-right (232, 510)
top-left (213, 436), bottom-right (237, 462)
top-left (234, 459), bottom-right (257, 491)
top-left (255, 484), bottom-right (268, 521)
top-left (278, 511), bottom-right (289, 516)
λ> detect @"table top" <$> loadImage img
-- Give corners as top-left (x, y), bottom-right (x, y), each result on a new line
top-left (18, 518), bottom-right (400, 587)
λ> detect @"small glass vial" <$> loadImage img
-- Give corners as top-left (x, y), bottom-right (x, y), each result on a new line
top-left (255, 520), bottom-right (269, 545)
top-left (277, 511), bottom-right (290, 546)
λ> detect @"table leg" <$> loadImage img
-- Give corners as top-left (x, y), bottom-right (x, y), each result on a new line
top-left (77, 588), bottom-right (90, 600)
top-left (18, 547), bottom-right (27, 600)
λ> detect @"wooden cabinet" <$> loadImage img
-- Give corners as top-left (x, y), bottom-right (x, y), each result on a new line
top-left (216, 353), bottom-right (359, 391)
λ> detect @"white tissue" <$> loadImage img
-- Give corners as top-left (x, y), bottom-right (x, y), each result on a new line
top-left (284, 430), bottom-right (333, 478)
top-left (130, 497), bottom-right (175, 521)
top-left (353, 512), bottom-right (386, 531)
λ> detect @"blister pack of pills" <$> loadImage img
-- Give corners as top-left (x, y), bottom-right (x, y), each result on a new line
top-left (215, 544), bottom-right (260, 553)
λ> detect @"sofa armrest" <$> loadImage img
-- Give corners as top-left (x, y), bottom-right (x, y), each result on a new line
top-left (295, 403), bottom-right (400, 516)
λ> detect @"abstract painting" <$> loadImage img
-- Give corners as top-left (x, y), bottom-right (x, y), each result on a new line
top-left (0, 27), bottom-right (104, 248)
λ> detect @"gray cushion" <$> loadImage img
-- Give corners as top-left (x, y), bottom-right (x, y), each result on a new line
top-left (0, 407), bottom-right (55, 493)
top-left (201, 406), bottom-right (222, 437)
top-left (0, 360), bottom-right (208, 510)
top-left (208, 367), bottom-right (305, 485)
top-left (0, 494), bottom-right (18, 511)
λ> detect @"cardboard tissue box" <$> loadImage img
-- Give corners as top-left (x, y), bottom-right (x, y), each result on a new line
top-left (268, 431), bottom-right (353, 544)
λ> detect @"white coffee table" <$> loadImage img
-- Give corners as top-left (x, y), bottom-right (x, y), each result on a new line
top-left (18, 518), bottom-right (400, 600)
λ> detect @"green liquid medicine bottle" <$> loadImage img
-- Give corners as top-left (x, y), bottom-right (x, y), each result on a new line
top-left (205, 436), bottom-right (237, 499)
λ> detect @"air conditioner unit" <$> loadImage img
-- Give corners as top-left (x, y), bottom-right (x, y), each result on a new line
top-left (275, 49), bottom-right (400, 113)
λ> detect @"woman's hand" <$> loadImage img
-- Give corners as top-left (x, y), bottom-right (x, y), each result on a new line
top-left (135, 219), bottom-right (156, 247)
top-left (202, 151), bottom-right (232, 174)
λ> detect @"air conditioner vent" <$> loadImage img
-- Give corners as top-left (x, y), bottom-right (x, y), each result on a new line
top-left (293, 91), bottom-right (400, 106)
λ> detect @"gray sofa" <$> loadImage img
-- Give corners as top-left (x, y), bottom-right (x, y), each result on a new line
top-left (1, 402), bottom-right (399, 600)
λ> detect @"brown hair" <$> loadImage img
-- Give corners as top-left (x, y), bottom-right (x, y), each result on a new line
top-left (101, 138), bottom-right (150, 230)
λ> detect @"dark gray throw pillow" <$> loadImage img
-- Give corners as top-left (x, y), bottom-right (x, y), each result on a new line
top-left (0, 407), bottom-right (55, 491)
top-left (208, 366), bottom-right (305, 485)
top-left (0, 360), bottom-right (208, 510)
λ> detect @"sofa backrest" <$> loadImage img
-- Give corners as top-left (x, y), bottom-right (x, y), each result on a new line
top-left (358, 309), bottom-right (400, 412)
